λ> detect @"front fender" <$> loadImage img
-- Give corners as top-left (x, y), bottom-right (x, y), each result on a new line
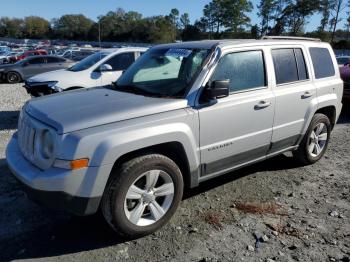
top-left (58, 109), bottom-right (200, 196)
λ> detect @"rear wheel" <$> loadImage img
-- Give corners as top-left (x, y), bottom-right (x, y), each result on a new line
top-left (293, 113), bottom-right (331, 165)
top-left (7, 71), bottom-right (21, 84)
top-left (101, 154), bottom-right (183, 239)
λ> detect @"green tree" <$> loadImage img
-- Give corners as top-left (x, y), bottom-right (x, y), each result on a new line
top-left (53, 14), bottom-right (93, 40)
top-left (257, 0), bottom-right (277, 35)
top-left (218, 0), bottom-right (253, 33)
top-left (180, 13), bottom-right (190, 29)
top-left (318, 0), bottom-right (331, 32)
top-left (270, 0), bottom-right (320, 36)
top-left (0, 17), bottom-right (24, 38)
top-left (329, 0), bottom-right (347, 42)
top-left (23, 16), bottom-right (50, 38)
top-left (168, 8), bottom-right (180, 40)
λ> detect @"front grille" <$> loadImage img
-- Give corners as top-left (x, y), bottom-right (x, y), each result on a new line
top-left (18, 112), bottom-right (36, 163)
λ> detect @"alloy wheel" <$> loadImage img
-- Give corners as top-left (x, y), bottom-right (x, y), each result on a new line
top-left (124, 169), bottom-right (174, 226)
top-left (307, 122), bottom-right (328, 157)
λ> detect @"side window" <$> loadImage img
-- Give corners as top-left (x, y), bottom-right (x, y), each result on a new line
top-left (46, 57), bottom-right (60, 63)
top-left (309, 47), bottom-right (335, 79)
top-left (28, 57), bottom-right (45, 64)
top-left (210, 50), bottom-right (266, 92)
top-left (272, 49), bottom-right (298, 84)
top-left (272, 48), bottom-right (309, 85)
top-left (106, 52), bottom-right (135, 71)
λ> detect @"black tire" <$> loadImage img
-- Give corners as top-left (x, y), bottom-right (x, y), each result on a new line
top-left (293, 113), bottom-right (331, 165)
top-left (101, 154), bottom-right (183, 239)
top-left (6, 71), bottom-right (22, 84)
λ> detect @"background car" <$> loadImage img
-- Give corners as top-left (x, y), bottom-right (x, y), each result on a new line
top-left (25, 47), bottom-right (147, 96)
top-left (340, 65), bottom-right (350, 100)
top-left (7, 49), bottom-right (48, 63)
top-left (0, 55), bottom-right (74, 83)
top-left (336, 56), bottom-right (350, 67)
top-left (62, 50), bottom-right (96, 61)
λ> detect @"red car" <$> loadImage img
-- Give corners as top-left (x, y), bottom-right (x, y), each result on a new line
top-left (8, 49), bottom-right (48, 63)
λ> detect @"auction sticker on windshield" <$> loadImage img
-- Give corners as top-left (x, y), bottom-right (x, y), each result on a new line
top-left (165, 49), bottom-right (192, 58)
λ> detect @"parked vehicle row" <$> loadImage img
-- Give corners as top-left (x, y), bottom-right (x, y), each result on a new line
top-left (6, 37), bottom-right (343, 239)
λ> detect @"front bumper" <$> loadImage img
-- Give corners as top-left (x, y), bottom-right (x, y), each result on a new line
top-left (23, 82), bottom-right (58, 97)
top-left (5, 134), bottom-right (112, 216)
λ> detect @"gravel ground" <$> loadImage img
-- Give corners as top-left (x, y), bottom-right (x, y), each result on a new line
top-left (0, 83), bottom-right (349, 262)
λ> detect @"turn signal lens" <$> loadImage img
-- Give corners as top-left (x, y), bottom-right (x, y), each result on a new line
top-left (54, 158), bottom-right (89, 170)
top-left (70, 159), bottom-right (89, 170)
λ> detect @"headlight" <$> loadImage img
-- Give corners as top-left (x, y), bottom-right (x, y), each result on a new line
top-left (47, 81), bottom-right (62, 92)
top-left (38, 130), bottom-right (54, 160)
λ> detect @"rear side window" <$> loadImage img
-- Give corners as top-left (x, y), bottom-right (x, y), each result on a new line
top-left (210, 50), bottom-right (266, 92)
top-left (272, 48), bottom-right (309, 85)
top-left (309, 47), bottom-right (335, 79)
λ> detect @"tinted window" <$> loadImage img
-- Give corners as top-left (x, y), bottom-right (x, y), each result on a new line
top-left (309, 47), bottom-right (335, 79)
top-left (46, 57), bottom-right (64, 63)
top-left (294, 49), bottom-right (308, 80)
top-left (68, 52), bottom-right (108, 72)
top-left (210, 50), bottom-right (266, 92)
top-left (28, 57), bottom-right (45, 64)
top-left (272, 49), bottom-right (299, 84)
top-left (106, 52), bottom-right (135, 71)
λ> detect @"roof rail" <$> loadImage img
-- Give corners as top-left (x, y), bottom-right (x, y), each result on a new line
top-left (261, 36), bottom-right (321, 42)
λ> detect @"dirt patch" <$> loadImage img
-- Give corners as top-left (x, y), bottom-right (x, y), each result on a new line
top-left (232, 201), bottom-right (287, 216)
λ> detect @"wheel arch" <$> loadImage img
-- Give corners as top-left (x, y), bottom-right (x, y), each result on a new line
top-left (110, 142), bottom-right (193, 189)
top-left (315, 105), bottom-right (337, 129)
top-left (6, 70), bottom-right (23, 81)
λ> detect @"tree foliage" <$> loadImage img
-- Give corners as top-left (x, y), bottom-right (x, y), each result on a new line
top-left (1, 3), bottom-right (350, 43)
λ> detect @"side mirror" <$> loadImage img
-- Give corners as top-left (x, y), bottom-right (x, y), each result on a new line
top-left (22, 62), bottom-right (29, 67)
top-left (99, 64), bottom-right (113, 72)
top-left (204, 80), bottom-right (230, 100)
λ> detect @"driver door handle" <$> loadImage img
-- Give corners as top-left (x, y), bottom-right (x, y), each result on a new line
top-left (301, 91), bottom-right (314, 99)
top-left (254, 100), bottom-right (271, 110)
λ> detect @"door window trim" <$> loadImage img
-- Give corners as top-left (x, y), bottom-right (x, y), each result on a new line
top-left (210, 49), bottom-right (268, 96)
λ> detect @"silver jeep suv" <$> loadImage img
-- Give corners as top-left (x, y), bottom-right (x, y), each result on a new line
top-left (6, 37), bottom-right (343, 238)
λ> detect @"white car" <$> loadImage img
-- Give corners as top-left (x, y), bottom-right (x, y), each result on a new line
top-left (24, 47), bottom-right (148, 96)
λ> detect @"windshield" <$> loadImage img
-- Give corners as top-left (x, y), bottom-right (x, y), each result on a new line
top-left (68, 52), bottom-right (107, 72)
top-left (115, 48), bottom-right (211, 97)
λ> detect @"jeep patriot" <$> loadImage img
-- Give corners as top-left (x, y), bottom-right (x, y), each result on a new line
top-left (6, 37), bottom-right (343, 238)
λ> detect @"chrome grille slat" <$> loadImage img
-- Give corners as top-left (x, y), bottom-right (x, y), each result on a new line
top-left (18, 112), bottom-right (36, 163)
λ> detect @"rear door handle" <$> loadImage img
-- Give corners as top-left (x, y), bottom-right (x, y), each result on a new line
top-left (301, 91), bottom-right (314, 99)
top-left (254, 100), bottom-right (271, 110)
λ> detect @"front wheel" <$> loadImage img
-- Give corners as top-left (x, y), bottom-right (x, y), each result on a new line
top-left (7, 71), bottom-right (21, 84)
top-left (101, 154), bottom-right (183, 239)
top-left (293, 113), bottom-right (331, 165)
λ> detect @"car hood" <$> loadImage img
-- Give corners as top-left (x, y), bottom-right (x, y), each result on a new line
top-left (27, 69), bottom-right (74, 82)
top-left (25, 87), bottom-right (188, 134)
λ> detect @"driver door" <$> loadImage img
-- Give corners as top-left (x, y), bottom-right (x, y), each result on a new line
top-left (198, 48), bottom-right (275, 178)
